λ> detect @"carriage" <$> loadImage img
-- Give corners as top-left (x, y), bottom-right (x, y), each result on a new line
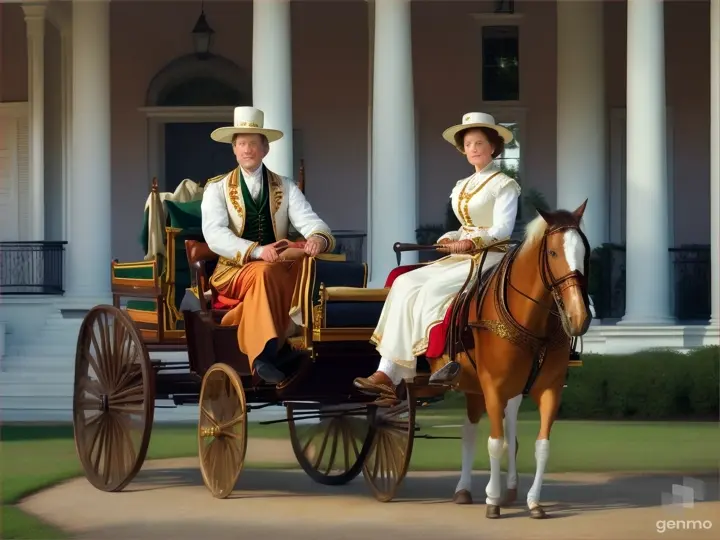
top-left (71, 177), bottom-right (584, 503)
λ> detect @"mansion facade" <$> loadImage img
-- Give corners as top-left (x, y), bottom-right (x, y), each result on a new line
top-left (0, 0), bottom-right (717, 420)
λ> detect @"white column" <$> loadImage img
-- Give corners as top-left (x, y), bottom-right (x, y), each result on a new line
top-left (22, 1), bottom-right (46, 241)
top-left (252, 0), bottom-right (293, 178)
top-left (556, 0), bottom-right (606, 249)
top-left (368, 0), bottom-right (417, 287)
top-left (61, 20), bottom-right (73, 245)
top-left (620, 0), bottom-right (673, 325)
top-left (66, 0), bottom-right (111, 302)
top-left (710, 0), bottom-right (719, 326)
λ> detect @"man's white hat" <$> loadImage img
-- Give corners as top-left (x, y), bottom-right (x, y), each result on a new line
top-left (442, 112), bottom-right (514, 150)
top-left (210, 106), bottom-right (284, 144)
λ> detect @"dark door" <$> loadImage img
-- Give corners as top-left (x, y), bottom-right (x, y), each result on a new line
top-left (164, 122), bottom-right (238, 193)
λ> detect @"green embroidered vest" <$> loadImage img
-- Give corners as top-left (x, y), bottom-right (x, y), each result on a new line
top-left (239, 167), bottom-right (276, 246)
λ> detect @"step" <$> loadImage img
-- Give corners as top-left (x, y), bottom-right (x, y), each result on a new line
top-left (0, 382), bottom-right (75, 397)
top-left (0, 402), bottom-right (288, 423)
top-left (1, 355), bottom-right (75, 372)
top-left (6, 344), bottom-right (77, 357)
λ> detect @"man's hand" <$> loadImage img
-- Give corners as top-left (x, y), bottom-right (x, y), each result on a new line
top-left (258, 244), bottom-right (280, 262)
top-left (304, 235), bottom-right (326, 257)
top-left (437, 238), bottom-right (453, 245)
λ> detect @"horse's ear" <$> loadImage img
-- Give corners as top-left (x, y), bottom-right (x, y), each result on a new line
top-left (572, 199), bottom-right (588, 223)
top-left (536, 207), bottom-right (553, 225)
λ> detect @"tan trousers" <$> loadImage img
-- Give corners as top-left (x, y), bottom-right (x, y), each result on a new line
top-left (209, 260), bottom-right (301, 370)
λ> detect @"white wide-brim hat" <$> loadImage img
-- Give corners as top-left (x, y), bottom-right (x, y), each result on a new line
top-left (210, 106), bottom-right (284, 144)
top-left (442, 112), bottom-right (514, 150)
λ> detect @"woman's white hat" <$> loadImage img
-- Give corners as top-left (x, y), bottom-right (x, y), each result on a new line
top-left (210, 106), bottom-right (284, 144)
top-left (442, 112), bottom-right (514, 150)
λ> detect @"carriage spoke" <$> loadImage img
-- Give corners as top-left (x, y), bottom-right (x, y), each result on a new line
top-left (321, 421), bottom-right (341, 475)
top-left (200, 406), bottom-right (220, 428)
top-left (310, 421), bottom-right (333, 470)
top-left (109, 382), bottom-right (145, 404)
top-left (108, 403), bottom-right (146, 414)
top-left (342, 424), bottom-right (352, 472)
top-left (88, 330), bottom-right (112, 392)
top-left (217, 410), bottom-right (246, 432)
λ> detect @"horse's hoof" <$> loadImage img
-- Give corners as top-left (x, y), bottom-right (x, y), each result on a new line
top-left (486, 504), bottom-right (501, 519)
top-left (453, 489), bottom-right (473, 504)
top-left (530, 505), bottom-right (547, 519)
top-left (501, 488), bottom-right (518, 507)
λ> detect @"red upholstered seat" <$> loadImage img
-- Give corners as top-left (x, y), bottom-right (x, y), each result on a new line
top-left (213, 295), bottom-right (239, 310)
top-left (384, 264), bottom-right (454, 360)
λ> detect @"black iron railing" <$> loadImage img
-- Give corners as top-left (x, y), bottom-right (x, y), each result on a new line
top-left (333, 230), bottom-right (367, 264)
top-left (0, 241), bottom-right (67, 295)
top-left (589, 243), bottom-right (711, 322)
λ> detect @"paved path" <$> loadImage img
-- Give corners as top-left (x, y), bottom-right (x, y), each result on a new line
top-left (19, 439), bottom-right (719, 540)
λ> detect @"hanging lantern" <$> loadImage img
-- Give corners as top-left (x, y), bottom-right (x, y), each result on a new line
top-left (192, 7), bottom-right (215, 59)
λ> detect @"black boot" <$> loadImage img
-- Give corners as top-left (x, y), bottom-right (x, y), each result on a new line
top-left (253, 358), bottom-right (286, 385)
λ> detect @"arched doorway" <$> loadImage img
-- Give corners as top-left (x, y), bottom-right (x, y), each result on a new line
top-left (142, 54), bottom-right (251, 192)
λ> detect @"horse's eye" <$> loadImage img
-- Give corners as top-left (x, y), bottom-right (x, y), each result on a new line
top-left (549, 250), bottom-right (557, 258)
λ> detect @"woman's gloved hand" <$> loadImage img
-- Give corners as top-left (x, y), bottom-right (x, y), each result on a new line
top-left (438, 239), bottom-right (474, 254)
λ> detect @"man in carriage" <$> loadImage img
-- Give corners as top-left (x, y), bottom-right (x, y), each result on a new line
top-left (201, 106), bottom-right (336, 385)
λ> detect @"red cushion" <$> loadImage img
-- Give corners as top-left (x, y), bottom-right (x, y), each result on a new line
top-left (213, 295), bottom-right (239, 310)
top-left (383, 263), bottom-right (452, 359)
top-left (384, 264), bottom-right (424, 287)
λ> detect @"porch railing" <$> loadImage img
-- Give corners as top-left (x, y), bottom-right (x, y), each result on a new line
top-left (332, 230), bottom-right (367, 264)
top-left (589, 243), bottom-right (711, 322)
top-left (0, 241), bottom-right (68, 295)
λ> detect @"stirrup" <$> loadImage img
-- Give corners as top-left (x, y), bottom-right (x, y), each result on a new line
top-left (428, 360), bottom-right (461, 385)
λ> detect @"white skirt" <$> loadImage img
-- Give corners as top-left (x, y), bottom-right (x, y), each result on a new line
top-left (371, 251), bottom-right (505, 373)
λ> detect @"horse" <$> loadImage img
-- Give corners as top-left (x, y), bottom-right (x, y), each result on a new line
top-left (442, 201), bottom-right (592, 519)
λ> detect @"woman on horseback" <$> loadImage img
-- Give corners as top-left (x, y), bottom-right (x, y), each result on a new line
top-left (353, 112), bottom-right (521, 396)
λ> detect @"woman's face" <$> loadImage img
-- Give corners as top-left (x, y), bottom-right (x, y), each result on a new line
top-left (463, 129), bottom-right (495, 168)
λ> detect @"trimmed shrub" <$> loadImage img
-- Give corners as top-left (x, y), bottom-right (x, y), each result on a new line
top-left (433, 347), bottom-right (719, 420)
top-left (559, 347), bottom-right (719, 420)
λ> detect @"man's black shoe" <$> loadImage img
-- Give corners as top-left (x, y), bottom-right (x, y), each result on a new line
top-left (253, 358), bottom-right (286, 385)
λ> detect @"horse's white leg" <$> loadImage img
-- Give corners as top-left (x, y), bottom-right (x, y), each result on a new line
top-left (485, 436), bottom-right (506, 509)
top-left (454, 392), bottom-right (484, 504)
top-left (527, 439), bottom-right (550, 513)
top-left (526, 382), bottom-right (561, 519)
top-left (502, 393), bottom-right (523, 506)
top-left (484, 392), bottom-right (508, 518)
top-left (453, 417), bottom-right (478, 503)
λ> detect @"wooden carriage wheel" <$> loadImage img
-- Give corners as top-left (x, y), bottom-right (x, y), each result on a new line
top-left (362, 382), bottom-right (416, 502)
top-left (198, 363), bottom-right (248, 499)
top-left (287, 403), bottom-right (375, 485)
top-left (72, 305), bottom-right (155, 492)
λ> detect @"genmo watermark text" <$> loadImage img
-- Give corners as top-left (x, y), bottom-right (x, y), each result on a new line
top-left (656, 519), bottom-right (713, 534)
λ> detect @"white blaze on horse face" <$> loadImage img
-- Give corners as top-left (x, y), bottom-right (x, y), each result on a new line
top-left (562, 229), bottom-right (585, 275)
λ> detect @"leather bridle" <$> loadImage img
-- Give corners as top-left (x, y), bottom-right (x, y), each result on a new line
top-left (509, 222), bottom-right (591, 333)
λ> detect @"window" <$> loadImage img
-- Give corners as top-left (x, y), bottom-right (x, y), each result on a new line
top-left (490, 115), bottom-right (529, 223)
top-left (158, 77), bottom-right (242, 107)
top-left (482, 25), bottom-right (519, 102)
top-left (495, 121), bottom-right (520, 181)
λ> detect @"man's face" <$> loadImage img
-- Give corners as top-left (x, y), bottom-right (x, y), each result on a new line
top-left (232, 134), bottom-right (268, 171)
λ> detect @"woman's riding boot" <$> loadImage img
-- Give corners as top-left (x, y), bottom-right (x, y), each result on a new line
top-left (428, 360), bottom-right (462, 385)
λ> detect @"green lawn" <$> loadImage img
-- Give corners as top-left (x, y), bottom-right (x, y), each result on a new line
top-left (2, 412), bottom-right (718, 539)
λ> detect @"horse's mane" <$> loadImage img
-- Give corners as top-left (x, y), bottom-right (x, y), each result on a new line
top-left (522, 211), bottom-right (585, 250)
